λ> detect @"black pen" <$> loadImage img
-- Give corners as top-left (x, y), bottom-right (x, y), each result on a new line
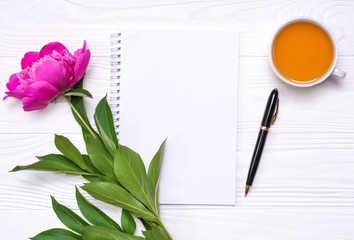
top-left (245, 88), bottom-right (279, 197)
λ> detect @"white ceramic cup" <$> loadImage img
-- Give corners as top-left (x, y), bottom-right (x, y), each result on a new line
top-left (269, 18), bottom-right (346, 87)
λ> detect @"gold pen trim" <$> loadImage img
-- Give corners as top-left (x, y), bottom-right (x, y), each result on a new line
top-left (272, 98), bottom-right (279, 125)
top-left (260, 125), bottom-right (270, 131)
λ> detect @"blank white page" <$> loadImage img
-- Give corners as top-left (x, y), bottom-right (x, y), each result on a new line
top-left (117, 28), bottom-right (238, 205)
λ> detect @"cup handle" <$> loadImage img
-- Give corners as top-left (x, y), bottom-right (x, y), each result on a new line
top-left (332, 68), bottom-right (346, 78)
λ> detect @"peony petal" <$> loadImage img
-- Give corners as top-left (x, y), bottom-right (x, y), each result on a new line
top-left (21, 51), bottom-right (40, 69)
top-left (22, 97), bottom-right (49, 111)
top-left (3, 74), bottom-right (25, 100)
top-left (6, 73), bottom-right (20, 91)
top-left (72, 48), bottom-right (90, 85)
top-left (23, 104), bottom-right (48, 111)
top-left (24, 81), bottom-right (61, 101)
top-left (4, 91), bottom-right (22, 100)
top-left (73, 41), bottom-right (87, 58)
top-left (39, 42), bottom-right (68, 58)
top-left (33, 58), bottom-right (72, 91)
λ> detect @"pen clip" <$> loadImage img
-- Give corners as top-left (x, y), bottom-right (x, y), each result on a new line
top-left (271, 98), bottom-right (279, 125)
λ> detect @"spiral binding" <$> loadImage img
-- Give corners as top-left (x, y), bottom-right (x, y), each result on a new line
top-left (110, 33), bottom-right (121, 138)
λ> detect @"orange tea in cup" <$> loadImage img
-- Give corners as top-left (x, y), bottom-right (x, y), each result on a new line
top-left (271, 20), bottom-right (335, 84)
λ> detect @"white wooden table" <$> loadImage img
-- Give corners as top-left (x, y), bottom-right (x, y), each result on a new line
top-left (1, 0), bottom-right (354, 239)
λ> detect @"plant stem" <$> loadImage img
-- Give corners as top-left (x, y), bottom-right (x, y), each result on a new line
top-left (145, 220), bottom-right (154, 227)
top-left (63, 95), bottom-right (97, 139)
top-left (156, 216), bottom-right (173, 240)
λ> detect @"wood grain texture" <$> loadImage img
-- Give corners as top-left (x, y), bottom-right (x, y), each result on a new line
top-left (1, 0), bottom-right (354, 239)
top-left (1, 0), bottom-right (354, 57)
top-left (1, 208), bottom-right (354, 239)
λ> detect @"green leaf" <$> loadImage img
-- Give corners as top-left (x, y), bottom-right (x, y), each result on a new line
top-left (65, 88), bottom-right (93, 98)
top-left (10, 154), bottom-right (96, 175)
top-left (82, 154), bottom-right (100, 174)
top-left (82, 175), bottom-right (101, 183)
top-left (139, 218), bottom-right (152, 231)
top-left (55, 134), bottom-right (91, 172)
top-left (82, 175), bottom-right (118, 184)
top-left (143, 226), bottom-right (169, 240)
top-left (94, 96), bottom-right (118, 157)
top-left (148, 139), bottom-right (166, 212)
top-left (82, 127), bottom-right (89, 143)
top-left (76, 187), bottom-right (122, 231)
top-left (70, 78), bottom-right (96, 134)
top-left (121, 209), bottom-right (136, 235)
top-left (30, 228), bottom-right (81, 240)
top-left (82, 226), bottom-right (145, 240)
top-left (82, 175), bottom-right (100, 183)
top-left (51, 196), bottom-right (89, 234)
top-left (37, 154), bottom-right (78, 163)
top-left (85, 134), bottom-right (116, 179)
top-left (142, 230), bottom-right (154, 240)
top-left (81, 182), bottom-right (156, 221)
top-left (114, 145), bottom-right (155, 213)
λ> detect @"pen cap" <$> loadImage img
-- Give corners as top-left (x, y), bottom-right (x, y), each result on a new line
top-left (261, 88), bottom-right (279, 127)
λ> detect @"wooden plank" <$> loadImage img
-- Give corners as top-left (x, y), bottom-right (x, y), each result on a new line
top-left (1, 208), bottom-right (354, 239)
top-left (1, 132), bottom-right (354, 208)
top-left (162, 208), bottom-right (354, 239)
top-left (0, 1), bottom-right (354, 57)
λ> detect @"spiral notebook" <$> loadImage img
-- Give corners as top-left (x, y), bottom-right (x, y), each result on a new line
top-left (110, 28), bottom-right (238, 205)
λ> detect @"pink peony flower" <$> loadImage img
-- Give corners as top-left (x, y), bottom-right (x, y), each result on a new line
top-left (4, 41), bottom-right (90, 111)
